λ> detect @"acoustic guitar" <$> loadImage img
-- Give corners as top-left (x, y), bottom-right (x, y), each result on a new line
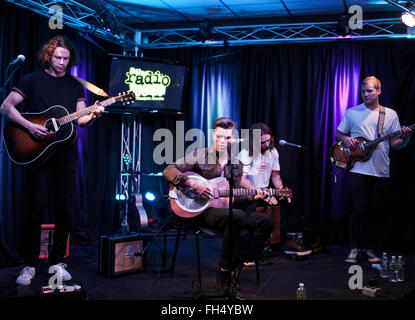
top-left (123, 154), bottom-right (148, 231)
top-left (2, 91), bottom-right (135, 166)
top-left (169, 171), bottom-right (292, 218)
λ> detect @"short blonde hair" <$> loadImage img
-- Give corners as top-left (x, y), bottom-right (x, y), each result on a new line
top-left (361, 76), bottom-right (381, 90)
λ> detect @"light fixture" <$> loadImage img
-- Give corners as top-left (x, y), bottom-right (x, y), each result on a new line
top-left (384, 0), bottom-right (415, 27)
top-left (196, 22), bottom-right (213, 43)
top-left (336, 14), bottom-right (351, 37)
top-left (402, 12), bottom-right (415, 27)
top-left (145, 192), bottom-right (156, 201)
top-left (115, 193), bottom-right (127, 201)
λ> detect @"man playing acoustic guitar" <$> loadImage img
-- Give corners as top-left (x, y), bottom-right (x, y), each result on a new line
top-left (0, 36), bottom-right (104, 285)
top-left (336, 76), bottom-right (411, 264)
top-left (163, 117), bottom-right (274, 298)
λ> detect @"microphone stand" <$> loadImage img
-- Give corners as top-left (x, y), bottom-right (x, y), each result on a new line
top-left (0, 62), bottom-right (23, 100)
top-left (1, 63), bottom-right (23, 155)
top-left (225, 157), bottom-right (236, 300)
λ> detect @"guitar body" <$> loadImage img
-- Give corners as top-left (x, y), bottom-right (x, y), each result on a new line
top-left (169, 173), bottom-right (230, 219)
top-left (2, 92), bottom-right (135, 166)
top-left (3, 106), bottom-right (75, 166)
top-left (169, 172), bottom-right (292, 219)
top-left (133, 193), bottom-right (149, 230)
top-left (329, 136), bottom-right (375, 170)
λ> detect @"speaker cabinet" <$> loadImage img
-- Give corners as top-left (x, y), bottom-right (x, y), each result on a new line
top-left (98, 233), bottom-right (151, 277)
top-left (39, 224), bottom-right (70, 260)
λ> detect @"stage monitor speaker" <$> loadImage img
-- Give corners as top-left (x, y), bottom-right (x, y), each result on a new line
top-left (39, 224), bottom-right (70, 260)
top-left (98, 233), bottom-right (151, 278)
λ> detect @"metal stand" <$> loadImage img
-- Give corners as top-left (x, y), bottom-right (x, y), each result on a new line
top-left (0, 62), bottom-right (23, 100)
top-left (118, 113), bottom-right (148, 234)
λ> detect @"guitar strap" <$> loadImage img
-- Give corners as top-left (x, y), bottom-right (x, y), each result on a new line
top-left (377, 106), bottom-right (385, 137)
top-left (71, 75), bottom-right (108, 97)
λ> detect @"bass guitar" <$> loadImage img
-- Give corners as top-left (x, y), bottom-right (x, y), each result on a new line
top-left (2, 91), bottom-right (135, 166)
top-left (169, 171), bottom-right (293, 218)
top-left (329, 123), bottom-right (414, 170)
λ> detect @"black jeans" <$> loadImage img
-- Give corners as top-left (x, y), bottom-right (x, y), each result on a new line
top-left (349, 172), bottom-right (390, 251)
top-left (196, 205), bottom-right (274, 270)
top-left (22, 146), bottom-right (77, 267)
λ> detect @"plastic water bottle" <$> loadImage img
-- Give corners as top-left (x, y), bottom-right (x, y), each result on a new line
top-left (397, 256), bottom-right (405, 282)
top-left (296, 283), bottom-right (307, 300)
top-left (380, 252), bottom-right (389, 278)
top-left (389, 256), bottom-right (398, 283)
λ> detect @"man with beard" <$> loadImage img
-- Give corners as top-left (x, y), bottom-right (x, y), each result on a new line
top-left (239, 123), bottom-right (310, 262)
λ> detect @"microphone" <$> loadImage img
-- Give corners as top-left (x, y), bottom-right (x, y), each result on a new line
top-left (279, 139), bottom-right (306, 149)
top-left (229, 138), bottom-right (246, 144)
top-left (10, 54), bottom-right (25, 65)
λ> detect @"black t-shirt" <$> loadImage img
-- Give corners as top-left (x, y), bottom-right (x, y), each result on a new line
top-left (12, 70), bottom-right (86, 164)
top-left (12, 70), bottom-right (85, 114)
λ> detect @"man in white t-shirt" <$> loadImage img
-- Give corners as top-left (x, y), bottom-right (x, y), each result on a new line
top-left (336, 76), bottom-right (411, 263)
top-left (239, 123), bottom-right (309, 259)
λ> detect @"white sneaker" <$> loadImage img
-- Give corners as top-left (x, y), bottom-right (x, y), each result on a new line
top-left (15, 266), bottom-right (36, 286)
top-left (345, 248), bottom-right (360, 263)
top-left (243, 261), bottom-right (256, 267)
top-left (50, 262), bottom-right (72, 281)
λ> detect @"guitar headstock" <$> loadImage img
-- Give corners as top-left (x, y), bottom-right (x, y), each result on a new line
top-left (276, 187), bottom-right (293, 198)
top-left (117, 91), bottom-right (136, 106)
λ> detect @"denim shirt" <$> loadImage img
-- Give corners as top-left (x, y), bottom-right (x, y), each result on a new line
top-left (163, 145), bottom-right (243, 188)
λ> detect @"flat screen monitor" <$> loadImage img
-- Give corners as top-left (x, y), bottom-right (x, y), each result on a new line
top-left (108, 54), bottom-right (187, 112)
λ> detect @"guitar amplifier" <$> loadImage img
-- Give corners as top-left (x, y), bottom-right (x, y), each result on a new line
top-left (39, 224), bottom-right (70, 260)
top-left (98, 233), bottom-right (151, 278)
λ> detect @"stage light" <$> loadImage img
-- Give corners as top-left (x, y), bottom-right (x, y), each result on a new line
top-left (336, 14), bottom-right (351, 37)
top-left (115, 193), bottom-right (127, 201)
top-left (196, 22), bottom-right (213, 43)
top-left (145, 192), bottom-right (156, 201)
top-left (402, 12), bottom-right (415, 27)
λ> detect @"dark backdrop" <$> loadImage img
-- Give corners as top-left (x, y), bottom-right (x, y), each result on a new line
top-left (144, 42), bottom-right (415, 253)
top-left (1, 2), bottom-right (414, 267)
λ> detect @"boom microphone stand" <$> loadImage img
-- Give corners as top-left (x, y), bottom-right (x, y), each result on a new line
top-left (0, 60), bottom-right (24, 100)
top-left (1, 61), bottom-right (24, 155)
top-left (226, 157), bottom-right (236, 299)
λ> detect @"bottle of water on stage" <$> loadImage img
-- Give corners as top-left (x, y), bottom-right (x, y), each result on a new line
top-left (380, 252), bottom-right (389, 278)
top-left (397, 256), bottom-right (405, 282)
top-left (389, 256), bottom-right (398, 283)
top-left (296, 283), bottom-right (307, 300)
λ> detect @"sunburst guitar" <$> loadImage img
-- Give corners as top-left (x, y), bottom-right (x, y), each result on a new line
top-left (329, 123), bottom-right (414, 170)
top-left (2, 91), bottom-right (135, 166)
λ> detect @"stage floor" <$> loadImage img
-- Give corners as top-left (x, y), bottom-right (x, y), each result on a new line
top-left (0, 230), bottom-right (414, 301)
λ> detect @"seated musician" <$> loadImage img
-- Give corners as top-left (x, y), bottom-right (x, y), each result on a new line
top-left (239, 123), bottom-right (309, 259)
top-left (163, 117), bottom-right (274, 297)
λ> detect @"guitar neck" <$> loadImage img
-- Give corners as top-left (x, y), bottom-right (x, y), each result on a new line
top-left (218, 188), bottom-right (279, 197)
top-left (367, 123), bottom-right (415, 147)
top-left (58, 97), bottom-right (116, 125)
